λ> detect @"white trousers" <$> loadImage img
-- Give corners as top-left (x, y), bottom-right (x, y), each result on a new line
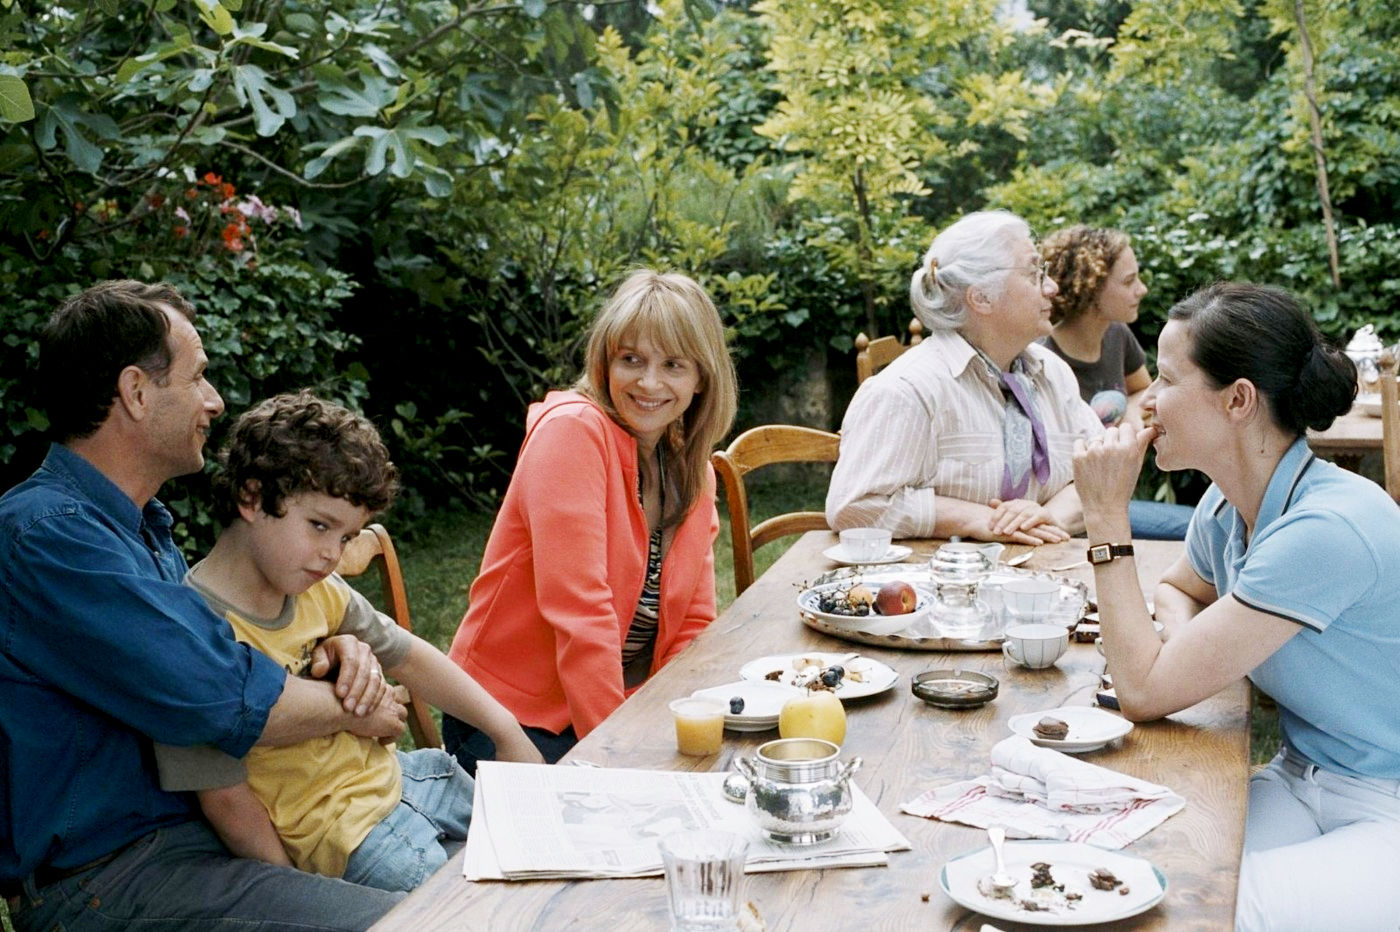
top-left (1236, 748), bottom-right (1400, 932)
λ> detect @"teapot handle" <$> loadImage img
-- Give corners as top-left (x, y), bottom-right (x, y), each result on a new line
top-left (837, 756), bottom-right (863, 782)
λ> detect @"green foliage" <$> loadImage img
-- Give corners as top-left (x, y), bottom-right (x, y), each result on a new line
top-left (3, 0), bottom-right (1399, 527)
top-left (753, 0), bottom-right (1045, 338)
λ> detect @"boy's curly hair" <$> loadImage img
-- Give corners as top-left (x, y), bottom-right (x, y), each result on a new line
top-left (211, 391), bottom-right (398, 525)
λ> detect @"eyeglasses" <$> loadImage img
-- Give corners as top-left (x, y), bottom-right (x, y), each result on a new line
top-left (989, 260), bottom-right (1050, 288)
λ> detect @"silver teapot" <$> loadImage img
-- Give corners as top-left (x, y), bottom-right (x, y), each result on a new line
top-left (734, 738), bottom-right (862, 845)
top-left (928, 540), bottom-right (1001, 590)
top-left (927, 540), bottom-right (1000, 638)
top-left (1346, 324), bottom-right (1384, 392)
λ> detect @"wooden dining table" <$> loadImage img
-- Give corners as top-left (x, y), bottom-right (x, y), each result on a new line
top-left (1307, 401), bottom-right (1383, 470)
top-left (373, 533), bottom-right (1250, 931)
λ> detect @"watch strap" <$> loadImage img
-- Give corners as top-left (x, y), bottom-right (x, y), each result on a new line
top-left (1087, 543), bottom-right (1135, 565)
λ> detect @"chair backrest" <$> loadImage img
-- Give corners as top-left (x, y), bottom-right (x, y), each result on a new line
top-left (855, 317), bottom-right (925, 383)
top-left (336, 523), bottom-right (443, 749)
top-left (711, 425), bottom-right (842, 596)
top-left (1380, 349), bottom-right (1400, 503)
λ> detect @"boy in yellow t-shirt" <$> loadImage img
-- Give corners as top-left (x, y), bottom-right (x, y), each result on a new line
top-left (155, 392), bottom-right (542, 891)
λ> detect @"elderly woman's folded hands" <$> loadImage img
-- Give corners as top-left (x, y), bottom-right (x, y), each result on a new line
top-left (986, 498), bottom-right (1072, 544)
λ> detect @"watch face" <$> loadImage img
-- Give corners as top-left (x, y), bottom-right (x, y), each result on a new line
top-left (1089, 545), bottom-right (1110, 564)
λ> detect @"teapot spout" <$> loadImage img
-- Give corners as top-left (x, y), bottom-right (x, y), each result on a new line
top-left (977, 542), bottom-right (1005, 565)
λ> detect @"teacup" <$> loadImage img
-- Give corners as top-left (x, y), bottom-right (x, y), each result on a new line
top-left (838, 527), bottom-right (892, 562)
top-left (1002, 578), bottom-right (1060, 624)
top-left (1002, 623), bottom-right (1069, 669)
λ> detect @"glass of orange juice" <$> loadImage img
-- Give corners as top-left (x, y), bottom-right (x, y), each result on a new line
top-left (669, 697), bottom-right (726, 756)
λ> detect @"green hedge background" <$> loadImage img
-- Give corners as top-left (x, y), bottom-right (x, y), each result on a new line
top-left (3, 0), bottom-right (1397, 544)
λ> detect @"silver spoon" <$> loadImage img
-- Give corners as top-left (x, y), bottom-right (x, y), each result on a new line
top-left (987, 825), bottom-right (1016, 895)
top-left (1048, 559), bottom-right (1089, 572)
top-left (1003, 551), bottom-right (1035, 568)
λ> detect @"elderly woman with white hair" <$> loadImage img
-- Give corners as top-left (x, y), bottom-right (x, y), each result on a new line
top-left (826, 210), bottom-right (1103, 544)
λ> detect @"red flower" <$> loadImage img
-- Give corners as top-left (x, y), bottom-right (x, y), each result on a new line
top-left (202, 172), bottom-right (222, 186)
top-left (147, 193), bottom-right (166, 209)
top-left (221, 220), bottom-right (246, 252)
top-left (173, 225), bottom-right (188, 238)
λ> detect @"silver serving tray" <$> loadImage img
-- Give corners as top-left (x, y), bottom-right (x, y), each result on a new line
top-left (799, 612), bottom-right (1003, 651)
top-left (798, 564), bottom-right (1087, 652)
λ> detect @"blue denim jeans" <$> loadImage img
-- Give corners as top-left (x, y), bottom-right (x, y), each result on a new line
top-left (442, 714), bottom-right (577, 777)
top-left (341, 749), bottom-right (474, 893)
top-left (7, 820), bottom-right (400, 932)
top-left (1127, 499), bottom-right (1194, 541)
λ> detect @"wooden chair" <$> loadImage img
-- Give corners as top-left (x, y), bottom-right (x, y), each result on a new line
top-left (712, 425), bottom-right (841, 596)
top-left (855, 317), bottom-right (925, 383)
top-left (336, 523), bottom-right (443, 749)
top-left (1380, 349), bottom-right (1400, 503)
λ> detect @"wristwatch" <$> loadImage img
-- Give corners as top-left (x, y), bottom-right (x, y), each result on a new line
top-left (1087, 543), bottom-right (1135, 565)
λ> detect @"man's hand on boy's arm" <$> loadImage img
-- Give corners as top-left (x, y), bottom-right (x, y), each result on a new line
top-left (309, 633), bottom-right (390, 715)
top-left (197, 783), bottom-right (293, 867)
top-left (388, 637), bottom-right (545, 765)
top-left (259, 673), bottom-right (407, 746)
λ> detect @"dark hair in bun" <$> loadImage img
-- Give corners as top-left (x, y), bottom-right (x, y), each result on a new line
top-left (1167, 283), bottom-right (1357, 435)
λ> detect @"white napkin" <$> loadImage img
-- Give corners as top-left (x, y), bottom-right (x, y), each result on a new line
top-left (901, 736), bottom-right (1185, 849)
top-left (986, 735), bottom-right (1176, 812)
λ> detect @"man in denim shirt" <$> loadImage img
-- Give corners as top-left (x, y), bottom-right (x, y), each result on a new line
top-left (1, 281), bottom-right (406, 930)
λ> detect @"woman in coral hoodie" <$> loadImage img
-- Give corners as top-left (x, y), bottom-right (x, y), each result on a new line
top-left (444, 271), bottom-right (738, 771)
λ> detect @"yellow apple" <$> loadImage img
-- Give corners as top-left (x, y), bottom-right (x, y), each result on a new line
top-left (778, 689), bottom-right (846, 746)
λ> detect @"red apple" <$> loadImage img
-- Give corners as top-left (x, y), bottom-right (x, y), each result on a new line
top-left (875, 580), bottom-right (917, 615)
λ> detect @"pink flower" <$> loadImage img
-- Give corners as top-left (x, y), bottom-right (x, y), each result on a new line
top-left (236, 195), bottom-right (278, 224)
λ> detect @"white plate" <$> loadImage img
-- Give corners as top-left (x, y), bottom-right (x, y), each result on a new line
top-left (691, 680), bottom-right (803, 732)
top-left (1008, 705), bottom-right (1134, 753)
top-left (822, 543), bottom-right (914, 566)
top-left (941, 839), bottom-right (1167, 926)
top-left (738, 652), bottom-right (899, 700)
top-left (795, 579), bottom-right (932, 635)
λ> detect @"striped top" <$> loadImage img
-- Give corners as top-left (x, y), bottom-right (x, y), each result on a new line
top-left (826, 328), bottom-right (1102, 537)
top-left (620, 527), bottom-right (663, 684)
top-left (621, 450), bottom-right (664, 683)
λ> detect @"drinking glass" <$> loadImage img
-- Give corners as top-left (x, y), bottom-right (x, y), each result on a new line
top-left (659, 830), bottom-right (749, 931)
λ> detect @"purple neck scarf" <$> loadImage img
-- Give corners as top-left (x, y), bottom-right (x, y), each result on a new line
top-left (977, 349), bottom-right (1050, 500)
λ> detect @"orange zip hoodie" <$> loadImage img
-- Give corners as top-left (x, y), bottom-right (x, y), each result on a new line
top-left (446, 391), bottom-right (718, 737)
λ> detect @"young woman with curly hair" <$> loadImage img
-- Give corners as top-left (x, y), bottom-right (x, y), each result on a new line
top-left (1041, 226), bottom-right (1193, 540)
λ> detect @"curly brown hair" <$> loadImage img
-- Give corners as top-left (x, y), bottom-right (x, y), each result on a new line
top-left (1042, 226), bottom-right (1131, 325)
top-left (211, 391), bottom-right (398, 525)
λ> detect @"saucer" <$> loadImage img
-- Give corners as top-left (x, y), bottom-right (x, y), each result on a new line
top-left (692, 680), bottom-right (802, 732)
top-left (822, 543), bottom-right (913, 566)
top-left (1008, 705), bottom-right (1134, 753)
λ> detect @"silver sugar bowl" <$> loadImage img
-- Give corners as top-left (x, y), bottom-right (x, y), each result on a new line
top-left (735, 738), bottom-right (862, 845)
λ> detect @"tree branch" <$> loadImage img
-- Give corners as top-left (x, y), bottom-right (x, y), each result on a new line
top-left (216, 139), bottom-right (366, 189)
top-left (1293, 0), bottom-right (1341, 288)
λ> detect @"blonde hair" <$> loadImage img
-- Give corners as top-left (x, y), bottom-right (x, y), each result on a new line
top-left (575, 270), bottom-right (738, 528)
top-left (1042, 226), bottom-right (1132, 324)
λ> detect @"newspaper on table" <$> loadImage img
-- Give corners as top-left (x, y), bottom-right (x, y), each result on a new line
top-left (464, 761), bottom-right (911, 881)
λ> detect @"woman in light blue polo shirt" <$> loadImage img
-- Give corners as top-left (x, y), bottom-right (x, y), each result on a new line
top-left (1072, 282), bottom-right (1400, 932)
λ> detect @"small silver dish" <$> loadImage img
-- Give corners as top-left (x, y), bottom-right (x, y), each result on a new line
top-left (911, 669), bottom-right (999, 709)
